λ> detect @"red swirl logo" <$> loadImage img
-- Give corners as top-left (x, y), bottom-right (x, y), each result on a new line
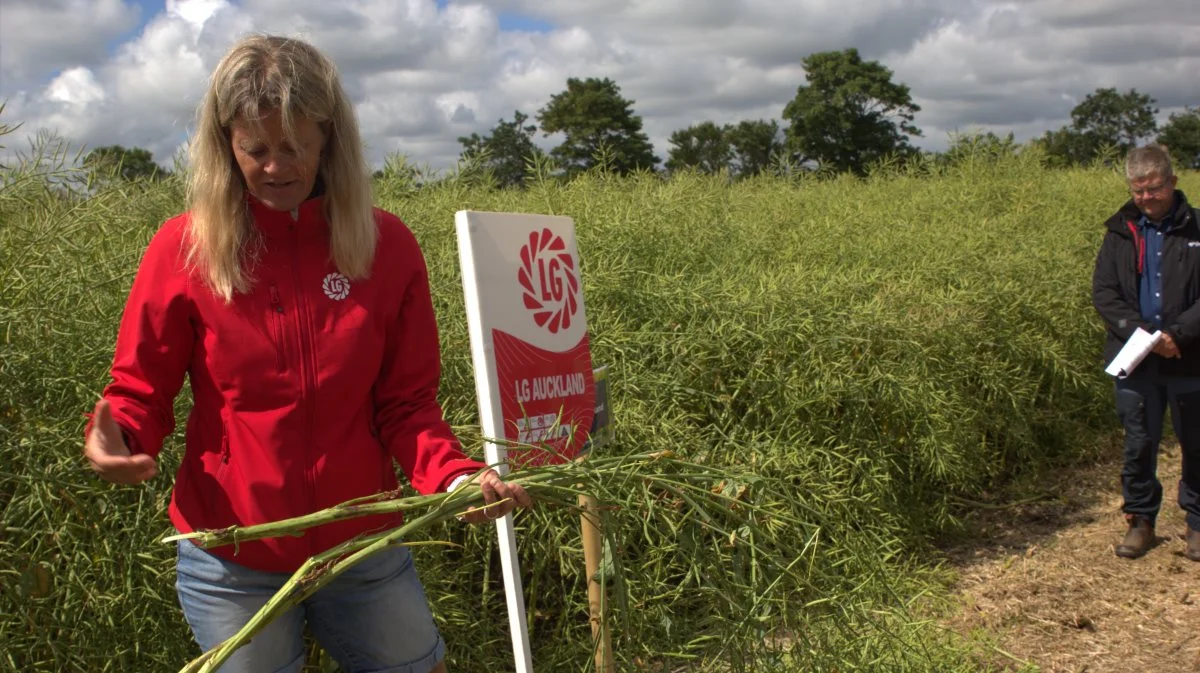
top-left (517, 228), bottom-right (579, 334)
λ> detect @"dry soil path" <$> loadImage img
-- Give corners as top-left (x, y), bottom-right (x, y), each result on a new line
top-left (945, 442), bottom-right (1200, 673)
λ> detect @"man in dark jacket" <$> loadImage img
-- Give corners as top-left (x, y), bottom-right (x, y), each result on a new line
top-left (1093, 143), bottom-right (1200, 560)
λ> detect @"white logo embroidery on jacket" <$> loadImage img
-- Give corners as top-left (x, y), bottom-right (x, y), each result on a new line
top-left (322, 273), bottom-right (351, 300)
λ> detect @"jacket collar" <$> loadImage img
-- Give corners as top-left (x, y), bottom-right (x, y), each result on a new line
top-left (1106, 189), bottom-right (1194, 237)
top-left (246, 192), bottom-right (328, 240)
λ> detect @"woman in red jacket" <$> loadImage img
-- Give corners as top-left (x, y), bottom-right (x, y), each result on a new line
top-left (81, 34), bottom-right (529, 673)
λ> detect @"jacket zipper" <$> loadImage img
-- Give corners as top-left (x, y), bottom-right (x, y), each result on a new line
top-left (217, 409), bottom-right (231, 481)
top-left (289, 218), bottom-right (320, 557)
top-left (269, 284), bottom-right (285, 372)
top-left (1125, 220), bottom-right (1145, 275)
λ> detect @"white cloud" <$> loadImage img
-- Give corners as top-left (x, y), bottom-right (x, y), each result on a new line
top-left (890, 1), bottom-right (1200, 145)
top-left (45, 68), bottom-right (106, 106)
top-left (1, 0), bottom-right (1198, 171)
top-left (169, 0), bottom-right (228, 28)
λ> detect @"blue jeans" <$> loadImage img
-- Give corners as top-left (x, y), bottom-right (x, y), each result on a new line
top-left (1114, 369), bottom-right (1200, 531)
top-left (175, 540), bottom-right (446, 673)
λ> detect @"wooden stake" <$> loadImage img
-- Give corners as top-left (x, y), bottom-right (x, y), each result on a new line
top-left (579, 493), bottom-right (614, 673)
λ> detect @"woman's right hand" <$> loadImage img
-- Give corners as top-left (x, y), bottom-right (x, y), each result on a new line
top-left (84, 399), bottom-right (157, 485)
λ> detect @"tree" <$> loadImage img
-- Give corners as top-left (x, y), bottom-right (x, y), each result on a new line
top-left (726, 119), bottom-right (783, 177)
top-left (457, 110), bottom-right (544, 188)
top-left (1070, 87), bottom-right (1158, 154)
top-left (1034, 127), bottom-right (1094, 168)
top-left (536, 77), bottom-right (658, 176)
top-left (781, 48), bottom-right (921, 175)
top-left (83, 145), bottom-right (166, 180)
top-left (1037, 88), bottom-right (1159, 167)
top-left (942, 130), bottom-right (1019, 165)
top-left (1158, 107), bottom-right (1200, 170)
top-left (665, 121), bottom-right (731, 174)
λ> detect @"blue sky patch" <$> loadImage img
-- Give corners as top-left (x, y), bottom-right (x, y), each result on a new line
top-left (108, 0), bottom-right (162, 50)
top-left (123, 1), bottom-right (553, 44)
top-left (497, 12), bottom-right (554, 33)
top-left (130, 0), bottom-right (165, 27)
top-left (435, 0), bottom-right (553, 33)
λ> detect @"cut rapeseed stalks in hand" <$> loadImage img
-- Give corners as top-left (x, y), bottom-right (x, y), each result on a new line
top-left (168, 452), bottom-right (806, 672)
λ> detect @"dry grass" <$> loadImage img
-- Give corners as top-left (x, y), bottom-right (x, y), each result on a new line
top-left (944, 440), bottom-right (1200, 673)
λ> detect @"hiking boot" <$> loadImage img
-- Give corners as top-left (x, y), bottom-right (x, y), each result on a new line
top-left (1186, 528), bottom-right (1200, 562)
top-left (1115, 516), bottom-right (1154, 559)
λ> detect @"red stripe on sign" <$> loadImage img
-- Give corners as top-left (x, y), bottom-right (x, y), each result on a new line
top-left (492, 329), bottom-right (595, 467)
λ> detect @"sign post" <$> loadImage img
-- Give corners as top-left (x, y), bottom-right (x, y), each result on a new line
top-left (580, 366), bottom-right (614, 673)
top-left (455, 211), bottom-right (598, 672)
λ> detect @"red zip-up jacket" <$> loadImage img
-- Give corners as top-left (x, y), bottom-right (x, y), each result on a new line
top-left (94, 196), bottom-right (483, 572)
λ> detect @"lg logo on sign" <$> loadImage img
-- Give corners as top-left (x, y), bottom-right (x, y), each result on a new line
top-left (518, 228), bottom-right (579, 333)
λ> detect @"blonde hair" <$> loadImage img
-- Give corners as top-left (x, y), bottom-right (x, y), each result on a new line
top-left (1126, 143), bottom-right (1174, 182)
top-left (186, 34), bottom-right (376, 301)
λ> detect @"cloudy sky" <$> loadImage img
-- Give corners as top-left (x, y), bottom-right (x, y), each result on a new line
top-left (2, 0), bottom-right (1198, 172)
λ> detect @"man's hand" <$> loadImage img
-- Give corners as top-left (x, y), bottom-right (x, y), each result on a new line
top-left (84, 399), bottom-right (157, 485)
top-left (457, 469), bottom-right (533, 524)
top-left (1154, 332), bottom-right (1182, 359)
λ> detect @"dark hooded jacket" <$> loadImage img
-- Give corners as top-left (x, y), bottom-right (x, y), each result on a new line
top-left (1092, 190), bottom-right (1200, 377)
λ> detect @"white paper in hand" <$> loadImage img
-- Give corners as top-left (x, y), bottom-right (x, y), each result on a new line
top-left (1105, 327), bottom-right (1162, 378)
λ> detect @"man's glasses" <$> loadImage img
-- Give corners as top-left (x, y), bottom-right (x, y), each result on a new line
top-left (1130, 181), bottom-right (1170, 197)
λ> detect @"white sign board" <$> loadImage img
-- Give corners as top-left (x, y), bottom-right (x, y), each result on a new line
top-left (456, 210), bottom-right (597, 672)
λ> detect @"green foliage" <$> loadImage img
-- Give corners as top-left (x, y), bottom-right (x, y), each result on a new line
top-left (536, 77), bottom-right (659, 177)
top-left (371, 152), bottom-right (438, 199)
top-left (0, 105), bottom-right (21, 170)
top-left (457, 110), bottom-right (544, 188)
top-left (84, 144), bottom-right (169, 181)
top-left (1158, 107), bottom-right (1200, 170)
top-left (664, 120), bottom-right (786, 179)
top-left (1038, 88), bottom-right (1158, 167)
top-left (665, 121), bottom-right (732, 175)
top-left (941, 131), bottom-right (1019, 166)
top-left (727, 119), bottom-right (784, 178)
top-left (1036, 126), bottom-right (1096, 168)
top-left (1, 131), bottom-right (189, 673)
top-left (1070, 88), bottom-right (1158, 153)
top-left (5, 120), bottom-right (1187, 671)
top-left (782, 48), bottom-right (922, 175)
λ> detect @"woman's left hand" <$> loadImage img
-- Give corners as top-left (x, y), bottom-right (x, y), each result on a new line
top-left (458, 469), bottom-right (533, 524)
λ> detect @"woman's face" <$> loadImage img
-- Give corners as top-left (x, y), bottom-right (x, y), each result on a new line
top-left (229, 109), bottom-right (326, 212)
